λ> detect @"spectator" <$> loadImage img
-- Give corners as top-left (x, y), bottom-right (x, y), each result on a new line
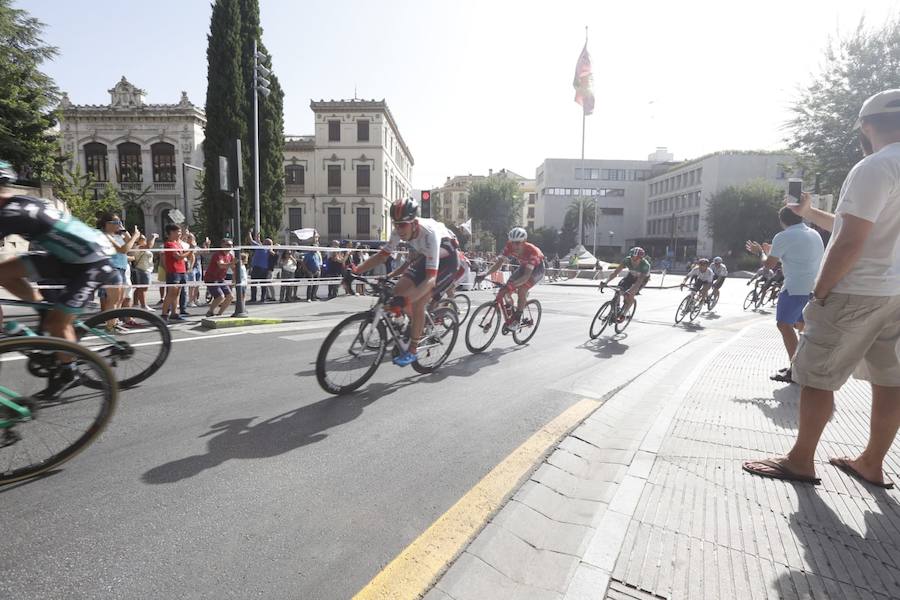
top-left (746, 206), bottom-right (825, 383)
top-left (303, 235), bottom-right (323, 301)
top-left (744, 89), bottom-right (900, 487)
top-left (279, 249), bottom-right (298, 302)
top-left (187, 233), bottom-right (205, 308)
top-left (327, 242), bottom-right (344, 299)
top-left (132, 233), bottom-right (157, 310)
top-left (247, 231), bottom-right (275, 303)
top-left (178, 228), bottom-right (194, 316)
top-left (160, 223), bottom-right (189, 322)
top-left (266, 240), bottom-right (279, 302)
top-left (203, 238), bottom-right (235, 317)
top-left (98, 213), bottom-right (138, 328)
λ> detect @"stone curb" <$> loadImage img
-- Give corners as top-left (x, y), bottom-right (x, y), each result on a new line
top-left (199, 317), bottom-right (288, 329)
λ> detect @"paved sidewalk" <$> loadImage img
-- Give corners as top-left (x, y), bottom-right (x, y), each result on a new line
top-left (427, 322), bottom-right (900, 600)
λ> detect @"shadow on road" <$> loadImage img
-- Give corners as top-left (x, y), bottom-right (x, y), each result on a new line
top-left (579, 335), bottom-right (629, 359)
top-left (731, 386), bottom-right (802, 430)
top-left (701, 312), bottom-right (722, 320)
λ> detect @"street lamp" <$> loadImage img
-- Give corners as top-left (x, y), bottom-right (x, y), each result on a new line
top-left (182, 163), bottom-right (203, 225)
top-left (608, 230), bottom-right (614, 249)
top-left (252, 40), bottom-right (271, 237)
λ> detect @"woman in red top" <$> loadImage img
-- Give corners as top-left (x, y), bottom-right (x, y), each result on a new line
top-left (161, 223), bottom-right (189, 322)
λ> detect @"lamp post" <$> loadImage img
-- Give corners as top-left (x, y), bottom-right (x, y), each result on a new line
top-left (182, 163), bottom-right (203, 225)
top-left (252, 40), bottom-right (271, 237)
top-left (608, 230), bottom-right (614, 252)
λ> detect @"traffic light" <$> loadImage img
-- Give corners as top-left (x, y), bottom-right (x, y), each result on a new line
top-left (420, 190), bottom-right (432, 218)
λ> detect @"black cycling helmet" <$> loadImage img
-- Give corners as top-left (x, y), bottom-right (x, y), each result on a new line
top-left (390, 197), bottom-right (419, 223)
top-left (0, 160), bottom-right (16, 186)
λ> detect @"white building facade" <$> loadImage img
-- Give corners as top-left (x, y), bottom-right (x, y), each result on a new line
top-left (639, 151), bottom-right (801, 259)
top-left (58, 77), bottom-right (206, 235)
top-left (282, 99), bottom-right (414, 244)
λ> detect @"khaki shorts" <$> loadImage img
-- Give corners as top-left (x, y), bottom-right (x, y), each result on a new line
top-left (792, 292), bottom-right (900, 391)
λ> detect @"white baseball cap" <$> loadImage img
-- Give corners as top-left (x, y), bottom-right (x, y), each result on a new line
top-left (854, 89), bottom-right (900, 129)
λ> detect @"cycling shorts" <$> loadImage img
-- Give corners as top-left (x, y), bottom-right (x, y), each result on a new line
top-left (618, 273), bottom-right (639, 292)
top-left (509, 262), bottom-right (545, 290)
top-left (407, 239), bottom-right (460, 294)
top-left (22, 253), bottom-right (118, 314)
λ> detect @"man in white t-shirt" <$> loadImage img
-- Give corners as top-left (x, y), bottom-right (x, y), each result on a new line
top-left (744, 89), bottom-right (900, 487)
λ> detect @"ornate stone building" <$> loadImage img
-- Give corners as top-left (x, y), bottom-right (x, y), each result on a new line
top-left (58, 77), bottom-right (206, 235)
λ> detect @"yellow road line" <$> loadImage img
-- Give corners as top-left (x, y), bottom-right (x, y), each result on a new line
top-left (353, 397), bottom-right (601, 600)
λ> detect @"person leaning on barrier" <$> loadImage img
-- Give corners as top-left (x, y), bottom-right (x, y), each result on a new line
top-left (744, 89), bottom-right (900, 487)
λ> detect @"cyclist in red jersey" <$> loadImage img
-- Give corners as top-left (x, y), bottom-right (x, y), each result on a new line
top-left (477, 227), bottom-right (545, 323)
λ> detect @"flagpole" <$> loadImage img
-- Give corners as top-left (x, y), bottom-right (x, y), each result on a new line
top-left (577, 25), bottom-right (588, 250)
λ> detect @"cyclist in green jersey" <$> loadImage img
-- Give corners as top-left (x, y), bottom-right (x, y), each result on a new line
top-left (0, 160), bottom-right (118, 344)
top-left (601, 247), bottom-right (651, 319)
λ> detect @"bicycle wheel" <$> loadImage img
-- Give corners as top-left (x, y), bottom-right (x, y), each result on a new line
top-left (465, 301), bottom-right (501, 353)
top-left (754, 286), bottom-right (767, 309)
top-left (316, 312), bottom-right (386, 395)
top-left (78, 308), bottom-right (171, 389)
top-left (436, 298), bottom-right (459, 320)
top-left (743, 289), bottom-right (757, 311)
top-left (513, 299), bottom-right (542, 345)
top-left (0, 337), bottom-right (117, 485)
top-left (452, 293), bottom-right (471, 325)
top-left (689, 297), bottom-right (703, 321)
top-left (707, 289), bottom-right (720, 311)
top-left (614, 298), bottom-right (637, 333)
top-left (589, 302), bottom-right (613, 339)
top-left (675, 296), bottom-right (691, 323)
top-left (412, 308), bottom-right (459, 374)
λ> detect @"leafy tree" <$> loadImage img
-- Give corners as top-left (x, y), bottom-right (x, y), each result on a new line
top-left (202, 0), bottom-right (247, 241)
top-left (0, 0), bottom-right (60, 181)
top-left (564, 198), bottom-right (596, 244)
top-left (527, 226), bottom-right (561, 257)
top-left (706, 179), bottom-right (783, 258)
top-left (787, 15), bottom-right (900, 196)
top-left (468, 178), bottom-right (522, 252)
top-left (51, 165), bottom-right (122, 226)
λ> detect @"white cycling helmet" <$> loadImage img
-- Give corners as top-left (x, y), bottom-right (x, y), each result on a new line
top-left (508, 227), bottom-right (527, 242)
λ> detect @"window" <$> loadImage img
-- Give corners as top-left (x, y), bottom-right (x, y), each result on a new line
top-left (327, 164), bottom-right (341, 193)
top-left (328, 207), bottom-right (341, 235)
top-left (356, 165), bottom-right (370, 193)
top-left (328, 120), bottom-right (340, 142)
top-left (600, 207), bottom-right (624, 215)
top-left (288, 207), bottom-right (302, 229)
top-left (356, 207), bottom-right (370, 235)
top-left (357, 120), bottom-right (369, 142)
top-left (84, 142), bottom-right (108, 182)
top-left (693, 214), bottom-right (700, 231)
top-left (285, 165), bottom-right (305, 188)
top-left (117, 142), bottom-right (142, 182)
top-left (151, 142), bottom-right (175, 182)
top-left (575, 168), bottom-right (582, 180)
top-left (527, 206), bottom-right (535, 218)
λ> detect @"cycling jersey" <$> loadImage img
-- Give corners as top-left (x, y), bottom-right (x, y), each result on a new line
top-left (711, 263), bottom-right (728, 277)
top-left (0, 196), bottom-right (114, 263)
top-left (381, 217), bottom-right (454, 274)
top-left (503, 241), bottom-right (544, 267)
top-left (621, 256), bottom-right (651, 276)
top-left (687, 267), bottom-right (715, 283)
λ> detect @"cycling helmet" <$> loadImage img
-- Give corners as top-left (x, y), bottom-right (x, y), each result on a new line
top-left (713, 256), bottom-right (722, 263)
top-left (0, 160), bottom-right (16, 186)
top-left (390, 197), bottom-right (419, 223)
top-left (629, 247), bottom-right (646, 258)
top-left (698, 257), bottom-right (710, 264)
top-left (508, 227), bottom-right (527, 242)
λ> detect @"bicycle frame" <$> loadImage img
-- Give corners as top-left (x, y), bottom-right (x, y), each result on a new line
top-left (0, 386), bottom-right (31, 428)
top-left (0, 298), bottom-right (125, 349)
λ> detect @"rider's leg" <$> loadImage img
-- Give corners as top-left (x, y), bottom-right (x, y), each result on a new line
top-left (0, 258), bottom-right (42, 303)
top-left (43, 308), bottom-right (78, 343)
top-left (516, 284), bottom-right (528, 312)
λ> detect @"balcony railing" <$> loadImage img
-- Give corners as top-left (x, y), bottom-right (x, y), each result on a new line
top-left (286, 184), bottom-right (305, 194)
top-left (153, 182), bottom-right (176, 192)
top-left (118, 181), bottom-right (143, 192)
top-left (357, 186), bottom-right (370, 194)
top-left (328, 186), bottom-right (341, 194)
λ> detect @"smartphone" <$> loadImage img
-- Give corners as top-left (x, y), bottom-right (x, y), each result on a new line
top-left (787, 179), bottom-right (802, 205)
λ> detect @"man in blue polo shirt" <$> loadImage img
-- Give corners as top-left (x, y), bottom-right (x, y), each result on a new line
top-left (246, 231), bottom-right (275, 303)
top-left (747, 206), bottom-right (825, 382)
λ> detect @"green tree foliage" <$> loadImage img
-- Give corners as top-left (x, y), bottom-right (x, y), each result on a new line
top-left (706, 179), bottom-right (784, 258)
top-left (52, 165), bottom-right (122, 226)
top-left (201, 0), bottom-right (285, 241)
top-left (468, 178), bottom-right (522, 252)
top-left (787, 15), bottom-right (900, 196)
top-left (527, 226), bottom-right (561, 257)
top-left (0, 0), bottom-right (60, 181)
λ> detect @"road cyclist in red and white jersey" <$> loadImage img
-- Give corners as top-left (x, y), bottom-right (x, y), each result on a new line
top-left (477, 227), bottom-right (545, 325)
top-left (353, 197), bottom-right (460, 366)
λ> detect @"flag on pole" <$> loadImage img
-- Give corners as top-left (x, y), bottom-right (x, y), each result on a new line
top-left (573, 42), bottom-right (594, 115)
top-left (292, 228), bottom-right (318, 241)
top-left (460, 219), bottom-right (472, 235)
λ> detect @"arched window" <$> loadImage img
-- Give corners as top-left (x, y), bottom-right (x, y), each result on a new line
top-left (84, 142), bottom-right (108, 182)
top-left (117, 142), bottom-right (142, 182)
top-left (151, 142), bottom-right (175, 182)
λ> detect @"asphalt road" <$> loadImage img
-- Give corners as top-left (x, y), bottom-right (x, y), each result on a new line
top-left (1, 281), bottom-right (770, 599)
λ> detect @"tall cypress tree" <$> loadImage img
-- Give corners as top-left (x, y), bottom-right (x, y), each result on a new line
top-left (202, 0), bottom-right (246, 241)
top-left (239, 0), bottom-right (285, 239)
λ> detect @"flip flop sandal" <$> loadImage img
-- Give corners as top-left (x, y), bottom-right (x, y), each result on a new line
top-left (829, 458), bottom-right (895, 489)
top-left (742, 459), bottom-right (820, 484)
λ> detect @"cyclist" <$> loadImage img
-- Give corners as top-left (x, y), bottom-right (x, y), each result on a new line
top-left (681, 258), bottom-right (715, 304)
top-left (601, 247), bottom-right (650, 319)
top-left (353, 198), bottom-right (459, 366)
top-left (711, 256), bottom-right (728, 290)
top-left (0, 159), bottom-right (118, 391)
top-left (477, 227), bottom-right (545, 324)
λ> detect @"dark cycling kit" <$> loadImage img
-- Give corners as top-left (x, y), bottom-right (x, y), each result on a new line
top-left (618, 256), bottom-right (651, 291)
top-left (0, 196), bottom-right (117, 313)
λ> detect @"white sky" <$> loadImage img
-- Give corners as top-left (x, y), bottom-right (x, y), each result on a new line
top-left (19, 0), bottom-right (900, 188)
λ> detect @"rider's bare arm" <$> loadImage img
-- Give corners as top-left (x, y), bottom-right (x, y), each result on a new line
top-left (356, 250), bottom-right (389, 274)
top-left (482, 256), bottom-right (507, 277)
top-left (604, 265), bottom-right (623, 285)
